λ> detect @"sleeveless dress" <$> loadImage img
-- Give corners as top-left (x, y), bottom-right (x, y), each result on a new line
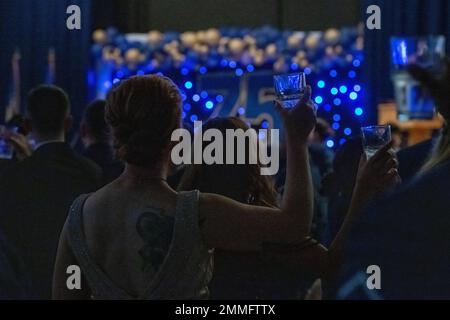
top-left (67, 190), bottom-right (214, 299)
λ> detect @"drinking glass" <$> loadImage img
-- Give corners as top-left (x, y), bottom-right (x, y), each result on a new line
top-left (361, 125), bottom-right (391, 159)
top-left (273, 73), bottom-right (306, 109)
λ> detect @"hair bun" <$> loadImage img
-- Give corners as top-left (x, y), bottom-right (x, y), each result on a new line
top-left (106, 75), bottom-right (181, 166)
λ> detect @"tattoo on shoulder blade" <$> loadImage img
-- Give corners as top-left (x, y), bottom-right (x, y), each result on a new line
top-left (136, 209), bottom-right (175, 273)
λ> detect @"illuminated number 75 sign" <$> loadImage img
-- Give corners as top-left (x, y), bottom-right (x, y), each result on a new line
top-left (196, 71), bottom-right (283, 131)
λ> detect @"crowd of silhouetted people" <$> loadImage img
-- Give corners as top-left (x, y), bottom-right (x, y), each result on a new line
top-left (0, 59), bottom-right (449, 300)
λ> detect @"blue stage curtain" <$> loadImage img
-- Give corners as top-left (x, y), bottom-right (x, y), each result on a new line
top-left (363, 0), bottom-right (450, 122)
top-left (0, 0), bottom-right (92, 123)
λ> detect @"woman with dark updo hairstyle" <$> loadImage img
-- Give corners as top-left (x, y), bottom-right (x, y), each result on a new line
top-left (52, 75), bottom-right (399, 299)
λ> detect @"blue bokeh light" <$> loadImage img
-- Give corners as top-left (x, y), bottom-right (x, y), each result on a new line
top-left (344, 128), bottom-right (352, 135)
top-left (216, 95), bottom-right (224, 103)
top-left (181, 67), bottom-right (189, 75)
top-left (349, 92), bottom-right (358, 100)
top-left (200, 91), bottom-right (208, 99)
top-left (317, 80), bottom-right (325, 88)
top-left (326, 140), bottom-right (335, 148)
top-left (246, 64), bottom-right (255, 72)
top-left (192, 94), bottom-right (200, 102)
top-left (190, 114), bottom-right (198, 122)
top-left (331, 87), bottom-right (338, 95)
top-left (339, 85), bottom-right (348, 94)
top-left (333, 114), bottom-right (341, 122)
top-left (205, 101), bottom-right (214, 109)
top-left (184, 81), bottom-right (193, 89)
top-left (235, 68), bottom-right (244, 76)
top-left (333, 98), bottom-right (342, 106)
top-left (332, 122), bottom-right (340, 130)
top-left (315, 96), bottom-right (323, 104)
top-left (329, 69), bottom-right (337, 77)
top-left (355, 107), bottom-right (363, 116)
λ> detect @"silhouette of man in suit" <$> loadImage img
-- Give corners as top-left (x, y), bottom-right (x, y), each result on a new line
top-left (0, 85), bottom-right (102, 299)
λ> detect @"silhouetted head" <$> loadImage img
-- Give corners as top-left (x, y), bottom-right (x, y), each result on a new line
top-left (26, 85), bottom-right (72, 141)
top-left (105, 75), bottom-right (181, 167)
top-left (81, 99), bottom-right (109, 147)
top-left (178, 117), bottom-right (277, 207)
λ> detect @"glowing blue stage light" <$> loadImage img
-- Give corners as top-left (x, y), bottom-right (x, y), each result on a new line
top-left (340, 138), bottom-right (347, 145)
top-left (182, 111), bottom-right (186, 119)
top-left (314, 96), bottom-right (323, 104)
top-left (330, 69), bottom-right (337, 77)
top-left (349, 92), bottom-right (358, 100)
top-left (190, 114), bottom-right (198, 122)
top-left (355, 107), bottom-right (363, 116)
top-left (353, 59), bottom-right (361, 67)
top-left (192, 94), bottom-right (200, 102)
top-left (229, 61), bottom-right (237, 68)
top-left (291, 63), bottom-right (299, 70)
top-left (333, 98), bottom-right (342, 106)
top-left (333, 114), bottom-right (341, 122)
top-left (348, 70), bottom-right (356, 78)
top-left (216, 95), bottom-right (224, 103)
top-left (339, 85), bottom-right (348, 94)
top-left (181, 68), bottom-right (189, 75)
top-left (304, 67), bottom-right (312, 74)
top-left (331, 87), bottom-right (338, 95)
top-left (200, 91), bottom-right (208, 99)
top-left (246, 64), bottom-right (255, 72)
top-left (113, 78), bottom-right (120, 84)
top-left (354, 85), bottom-right (361, 92)
top-left (199, 66), bottom-right (207, 74)
top-left (317, 80), bottom-right (325, 88)
top-left (220, 59), bottom-right (228, 67)
top-left (332, 122), bottom-right (340, 130)
top-left (344, 128), bottom-right (352, 135)
top-left (237, 107), bottom-right (245, 115)
top-left (235, 68), bottom-right (244, 76)
top-left (205, 101), bottom-right (214, 109)
top-left (261, 120), bottom-right (269, 129)
top-left (184, 81), bottom-right (193, 89)
top-left (326, 140), bottom-right (335, 148)
top-left (324, 104), bottom-right (332, 112)
top-left (183, 103), bottom-right (191, 111)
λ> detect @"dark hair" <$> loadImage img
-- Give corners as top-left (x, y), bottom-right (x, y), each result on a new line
top-left (105, 75), bottom-right (181, 167)
top-left (27, 85), bottom-right (70, 136)
top-left (178, 117), bottom-right (277, 207)
top-left (83, 100), bottom-right (109, 141)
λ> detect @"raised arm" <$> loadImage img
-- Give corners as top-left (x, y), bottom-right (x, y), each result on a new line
top-left (200, 86), bottom-right (316, 252)
top-left (325, 141), bottom-right (400, 278)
